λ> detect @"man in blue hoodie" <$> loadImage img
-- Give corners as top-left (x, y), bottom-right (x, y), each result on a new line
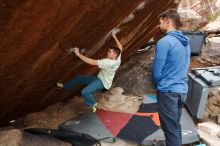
top-left (152, 9), bottom-right (190, 146)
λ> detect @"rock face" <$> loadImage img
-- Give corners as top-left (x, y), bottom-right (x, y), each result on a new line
top-left (200, 37), bottom-right (220, 66)
top-left (204, 87), bottom-right (220, 123)
top-left (178, 9), bottom-right (207, 30)
top-left (204, 16), bottom-right (220, 31)
top-left (179, 0), bottom-right (220, 19)
top-left (178, 0), bottom-right (220, 30)
top-left (0, 0), bottom-right (178, 125)
top-left (112, 47), bottom-right (156, 96)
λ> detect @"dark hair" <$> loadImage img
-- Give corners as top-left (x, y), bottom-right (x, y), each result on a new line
top-left (109, 47), bottom-right (121, 58)
top-left (158, 9), bottom-right (182, 28)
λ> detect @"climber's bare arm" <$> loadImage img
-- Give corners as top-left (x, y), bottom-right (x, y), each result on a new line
top-left (112, 31), bottom-right (123, 52)
top-left (74, 47), bottom-right (98, 66)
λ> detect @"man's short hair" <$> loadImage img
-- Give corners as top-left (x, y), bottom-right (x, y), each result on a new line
top-left (110, 47), bottom-right (121, 58)
top-left (158, 9), bottom-right (182, 28)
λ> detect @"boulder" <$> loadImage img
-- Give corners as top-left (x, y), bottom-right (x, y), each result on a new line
top-left (0, 0), bottom-right (179, 126)
top-left (198, 130), bottom-right (220, 146)
top-left (95, 87), bottom-right (142, 114)
top-left (112, 49), bottom-right (156, 96)
top-left (178, 9), bottom-right (207, 30)
top-left (205, 87), bottom-right (220, 122)
top-left (198, 122), bottom-right (220, 137)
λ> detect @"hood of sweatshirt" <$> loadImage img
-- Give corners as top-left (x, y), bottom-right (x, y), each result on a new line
top-left (167, 30), bottom-right (189, 46)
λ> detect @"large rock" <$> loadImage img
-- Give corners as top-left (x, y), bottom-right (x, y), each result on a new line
top-left (198, 122), bottom-right (220, 146)
top-left (215, 0), bottom-right (220, 8)
top-left (199, 37), bottom-right (220, 66)
top-left (0, 0), bottom-right (179, 126)
top-left (204, 16), bottom-right (220, 31)
top-left (178, 9), bottom-right (207, 30)
top-left (206, 87), bottom-right (220, 115)
top-left (95, 87), bottom-right (142, 114)
top-left (203, 87), bottom-right (220, 124)
top-left (0, 129), bottom-right (22, 146)
top-left (112, 48), bottom-right (156, 96)
top-left (22, 96), bottom-right (86, 129)
top-left (198, 122), bottom-right (220, 137)
top-left (0, 129), bottom-right (71, 146)
top-left (178, 0), bottom-right (220, 19)
top-left (198, 130), bottom-right (220, 146)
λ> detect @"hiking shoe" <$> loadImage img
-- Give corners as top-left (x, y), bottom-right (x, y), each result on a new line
top-left (56, 82), bottom-right (64, 89)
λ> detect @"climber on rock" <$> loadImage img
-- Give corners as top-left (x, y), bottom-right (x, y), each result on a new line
top-left (56, 31), bottom-right (123, 112)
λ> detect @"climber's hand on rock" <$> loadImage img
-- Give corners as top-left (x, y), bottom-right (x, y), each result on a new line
top-left (73, 47), bottom-right (80, 56)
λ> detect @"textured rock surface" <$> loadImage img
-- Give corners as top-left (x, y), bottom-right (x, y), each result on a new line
top-left (203, 87), bottom-right (220, 124)
top-left (95, 87), bottom-right (142, 114)
top-left (204, 16), bottom-right (220, 31)
top-left (179, 0), bottom-right (220, 19)
top-left (0, 129), bottom-right (72, 146)
top-left (206, 87), bottom-right (220, 115)
top-left (200, 37), bottom-right (220, 66)
top-left (198, 130), bottom-right (220, 146)
top-left (22, 96), bottom-right (86, 129)
top-left (178, 9), bottom-right (207, 30)
top-left (198, 122), bottom-right (220, 146)
top-left (0, 0), bottom-right (178, 125)
top-left (112, 47), bottom-right (156, 96)
top-left (0, 129), bottom-right (22, 146)
top-left (198, 122), bottom-right (220, 137)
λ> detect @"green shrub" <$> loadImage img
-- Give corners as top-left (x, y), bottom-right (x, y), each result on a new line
top-left (207, 12), bottom-right (219, 22)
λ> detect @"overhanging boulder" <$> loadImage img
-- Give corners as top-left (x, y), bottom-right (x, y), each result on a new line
top-left (0, 0), bottom-right (178, 125)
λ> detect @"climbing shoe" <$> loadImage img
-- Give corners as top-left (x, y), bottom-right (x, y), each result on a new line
top-left (91, 103), bottom-right (98, 113)
top-left (56, 82), bottom-right (64, 89)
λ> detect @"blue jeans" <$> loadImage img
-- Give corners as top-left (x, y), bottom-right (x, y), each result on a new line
top-left (63, 75), bottom-right (105, 106)
top-left (157, 92), bottom-right (187, 146)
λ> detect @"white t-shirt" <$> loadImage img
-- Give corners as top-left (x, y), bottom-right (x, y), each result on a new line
top-left (97, 55), bottom-right (121, 90)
